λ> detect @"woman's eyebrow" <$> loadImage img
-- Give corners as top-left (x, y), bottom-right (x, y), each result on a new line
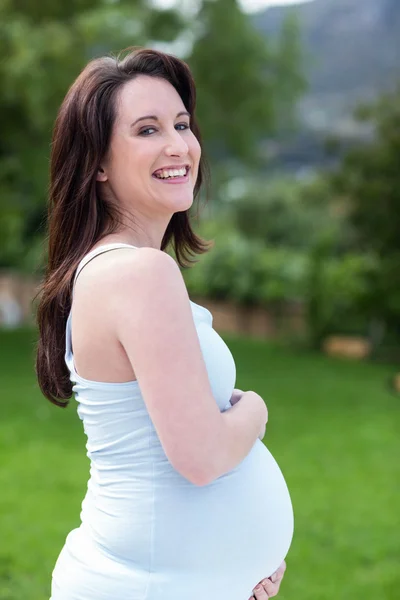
top-left (131, 111), bottom-right (190, 127)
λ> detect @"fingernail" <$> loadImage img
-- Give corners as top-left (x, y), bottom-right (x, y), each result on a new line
top-left (254, 585), bottom-right (262, 592)
top-left (271, 573), bottom-right (277, 583)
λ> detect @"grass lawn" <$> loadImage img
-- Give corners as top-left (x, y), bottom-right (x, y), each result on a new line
top-left (0, 327), bottom-right (399, 600)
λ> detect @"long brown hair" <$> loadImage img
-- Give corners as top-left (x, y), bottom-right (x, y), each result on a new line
top-left (35, 46), bottom-right (213, 407)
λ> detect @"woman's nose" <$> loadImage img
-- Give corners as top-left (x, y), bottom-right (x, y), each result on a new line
top-left (165, 129), bottom-right (189, 156)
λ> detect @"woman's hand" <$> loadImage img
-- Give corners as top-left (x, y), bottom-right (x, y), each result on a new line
top-left (229, 389), bottom-right (268, 440)
top-left (248, 560), bottom-right (287, 599)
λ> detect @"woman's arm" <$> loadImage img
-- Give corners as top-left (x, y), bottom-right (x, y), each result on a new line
top-left (100, 248), bottom-right (267, 487)
top-left (109, 248), bottom-right (245, 487)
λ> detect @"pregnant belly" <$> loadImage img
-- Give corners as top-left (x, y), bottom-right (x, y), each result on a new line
top-left (83, 441), bottom-right (294, 599)
top-left (151, 440), bottom-right (294, 596)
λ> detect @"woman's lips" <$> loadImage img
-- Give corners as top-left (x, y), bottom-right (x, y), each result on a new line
top-left (152, 167), bottom-right (190, 184)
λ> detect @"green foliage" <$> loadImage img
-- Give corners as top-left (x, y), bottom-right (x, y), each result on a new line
top-left (331, 84), bottom-right (400, 331)
top-left (188, 0), bottom-right (305, 167)
top-left (224, 174), bottom-right (357, 257)
top-left (257, 247), bottom-right (309, 304)
top-left (184, 225), bottom-right (264, 303)
top-left (185, 218), bottom-right (308, 305)
top-left (305, 246), bottom-right (379, 347)
top-left (185, 214), bottom-right (379, 346)
top-left (230, 177), bottom-right (334, 249)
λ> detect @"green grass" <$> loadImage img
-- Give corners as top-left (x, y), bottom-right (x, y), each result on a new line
top-left (0, 327), bottom-right (399, 600)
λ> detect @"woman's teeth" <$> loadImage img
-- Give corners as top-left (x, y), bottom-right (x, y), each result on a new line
top-left (154, 167), bottom-right (187, 179)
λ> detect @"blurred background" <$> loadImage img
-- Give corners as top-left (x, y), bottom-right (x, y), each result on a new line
top-left (0, 0), bottom-right (399, 598)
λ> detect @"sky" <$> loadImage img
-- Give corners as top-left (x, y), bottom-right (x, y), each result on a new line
top-left (238, 0), bottom-right (314, 13)
top-left (151, 0), bottom-right (315, 15)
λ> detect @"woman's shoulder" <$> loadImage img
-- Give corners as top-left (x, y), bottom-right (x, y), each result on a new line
top-left (74, 244), bottom-right (179, 304)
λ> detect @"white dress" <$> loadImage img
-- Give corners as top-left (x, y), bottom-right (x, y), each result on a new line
top-left (50, 243), bottom-right (294, 600)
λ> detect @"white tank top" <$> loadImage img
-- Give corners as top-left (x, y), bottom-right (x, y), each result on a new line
top-left (52, 242), bottom-right (294, 600)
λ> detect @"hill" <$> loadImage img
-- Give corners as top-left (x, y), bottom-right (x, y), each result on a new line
top-left (253, 0), bottom-right (400, 137)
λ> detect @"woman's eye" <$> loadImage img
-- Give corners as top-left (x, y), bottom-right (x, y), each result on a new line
top-left (139, 127), bottom-right (157, 136)
top-left (139, 123), bottom-right (190, 136)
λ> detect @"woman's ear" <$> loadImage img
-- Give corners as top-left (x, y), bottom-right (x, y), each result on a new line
top-left (96, 166), bottom-right (108, 182)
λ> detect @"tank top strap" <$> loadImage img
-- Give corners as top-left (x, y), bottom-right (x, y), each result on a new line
top-left (72, 242), bottom-right (139, 293)
top-left (65, 243), bottom-right (139, 374)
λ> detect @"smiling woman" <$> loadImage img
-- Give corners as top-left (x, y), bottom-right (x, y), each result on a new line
top-left (35, 46), bottom-right (293, 600)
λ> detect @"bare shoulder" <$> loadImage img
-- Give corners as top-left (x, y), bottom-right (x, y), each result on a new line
top-left (105, 247), bottom-right (183, 306)
top-left (81, 246), bottom-right (190, 335)
top-left (75, 246), bottom-right (180, 301)
top-left (109, 247), bottom-right (188, 321)
top-left (110, 246), bottom-right (180, 283)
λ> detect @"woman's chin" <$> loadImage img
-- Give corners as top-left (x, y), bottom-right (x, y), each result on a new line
top-left (168, 194), bottom-right (194, 213)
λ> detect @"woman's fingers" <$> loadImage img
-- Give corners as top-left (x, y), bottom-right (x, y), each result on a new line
top-left (248, 561), bottom-right (287, 600)
top-left (249, 577), bottom-right (279, 599)
top-left (261, 578), bottom-right (279, 597)
top-left (250, 582), bottom-right (269, 599)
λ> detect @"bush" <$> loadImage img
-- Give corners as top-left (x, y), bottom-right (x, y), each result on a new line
top-left (184, 227), bottom-right (266, 303)
top-left (184, 222), bottom-right (309, 306)
top-left (184, 220), bottom-right (381, 347)
top-left (305, 248), bottom-right (380, 347)
top-left (228, 175), bottom-right (348, 252)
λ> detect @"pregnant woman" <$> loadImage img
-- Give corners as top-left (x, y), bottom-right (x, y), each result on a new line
top-left (35, 47), bottom-right (294, 600)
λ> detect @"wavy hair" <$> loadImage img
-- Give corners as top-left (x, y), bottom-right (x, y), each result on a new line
top-left (35, 47), bottom-right (213, 407)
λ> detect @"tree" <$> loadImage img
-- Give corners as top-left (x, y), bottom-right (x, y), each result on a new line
top-left (331, 85), bottom-right (400, 337)
top-left (188, 0), bottom-right (305, 168)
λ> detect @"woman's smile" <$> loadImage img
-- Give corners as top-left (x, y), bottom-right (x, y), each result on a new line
top-left (152, 165), bottom-right (191, 184)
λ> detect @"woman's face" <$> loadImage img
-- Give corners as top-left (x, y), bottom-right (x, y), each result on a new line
top-left (98, 75), bottom-right (201, 218)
